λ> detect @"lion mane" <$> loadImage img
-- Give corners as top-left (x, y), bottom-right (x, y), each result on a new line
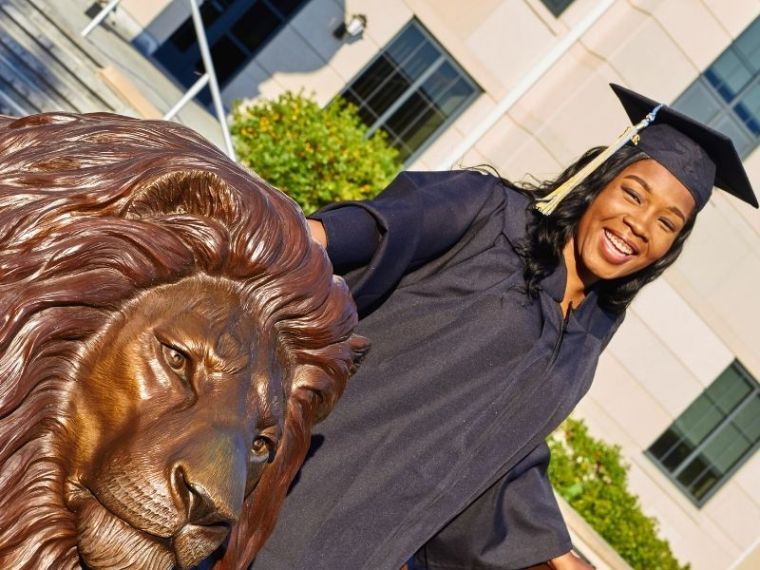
top-left (0, 112), bottom-right (368, 569)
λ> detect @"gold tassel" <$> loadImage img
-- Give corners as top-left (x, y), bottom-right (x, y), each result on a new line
top-left (535, 103), bottom-right (663, 216)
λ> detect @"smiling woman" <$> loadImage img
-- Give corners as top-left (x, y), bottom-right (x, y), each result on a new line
top-left (567, 158), bottom-right (696, 308)
top-left (252, 84), bottom-right (758, 570)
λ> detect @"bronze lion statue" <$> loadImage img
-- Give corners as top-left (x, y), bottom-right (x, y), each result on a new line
top-left (0, 112), bottom-right (368, 569)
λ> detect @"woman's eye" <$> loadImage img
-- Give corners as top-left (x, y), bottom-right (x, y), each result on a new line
top-left (659, 217), bottom-right (676, 232)
top-left (623, 187), bottom-right (641, 203)
top-left (161, 344), bottom-right (188, 373)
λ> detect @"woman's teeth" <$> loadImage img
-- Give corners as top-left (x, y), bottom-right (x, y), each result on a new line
top-left (604, 229), bottom-right (634, 255)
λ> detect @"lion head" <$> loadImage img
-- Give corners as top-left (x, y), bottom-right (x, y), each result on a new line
top-left (0, 113), bottom-right (368, 569)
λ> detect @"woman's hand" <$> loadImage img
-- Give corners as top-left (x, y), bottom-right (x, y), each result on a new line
top-left (547, 551), bottom-right (594, 569)
top-left (307, 219), bottom-right (327, 248)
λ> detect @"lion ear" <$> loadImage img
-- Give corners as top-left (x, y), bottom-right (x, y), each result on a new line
top-left (125, 170), bottom-right (237, 221)
top-left (291, 333), bottom-right (370, 423)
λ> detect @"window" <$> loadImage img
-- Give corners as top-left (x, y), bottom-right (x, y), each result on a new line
top-left (647, 361), bottom-right (760, 506)
top-left (673, 16), bottom-right (760, 158)
top-left (341, 21), bottom-right (480, 163)
top-left (540, 0), bottom-right (575, 17)
top-left (153, 0), bottom-right (307, 103)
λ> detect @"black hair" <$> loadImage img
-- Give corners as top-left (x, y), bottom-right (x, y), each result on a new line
top-left (481, 145), bottom-right (696, 314)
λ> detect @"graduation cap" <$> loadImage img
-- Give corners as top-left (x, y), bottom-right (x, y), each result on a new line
top-left (535, 83), bottom-right (758, 215)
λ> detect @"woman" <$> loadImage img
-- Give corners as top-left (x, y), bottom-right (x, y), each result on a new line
top-left (251, 85), bottom-right (757, 569)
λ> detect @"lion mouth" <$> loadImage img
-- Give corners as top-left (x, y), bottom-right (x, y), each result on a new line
top-left (65, 480), bottom-right (228, 569)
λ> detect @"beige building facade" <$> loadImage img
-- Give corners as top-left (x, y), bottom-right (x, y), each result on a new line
top-left (113, 1), bottom-right (760, 568)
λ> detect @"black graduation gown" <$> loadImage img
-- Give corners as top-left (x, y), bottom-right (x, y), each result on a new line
top-left (251, 170), bottom-right (623, 570)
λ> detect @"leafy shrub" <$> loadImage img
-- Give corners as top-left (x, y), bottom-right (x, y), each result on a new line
top-left (548, 418), bottom-right (689, 570)
top-left (230, 91), bottom-right (401, 213)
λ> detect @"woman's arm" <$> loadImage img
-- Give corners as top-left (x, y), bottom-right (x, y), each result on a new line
top-left (308, 170), bottom-right (505, 314)
top-left (307, 218), bottom-right (327, 248)
top-left (548, 552), bottom-right (594, 569)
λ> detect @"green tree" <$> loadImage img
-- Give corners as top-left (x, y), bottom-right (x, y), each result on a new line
top-left (548, 418), bottom-right (689, 570)
top-left (230, 91), bottom-right (401, 213)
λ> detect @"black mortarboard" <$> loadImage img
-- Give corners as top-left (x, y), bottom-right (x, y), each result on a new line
top-left (535, 84), bottom-right (758, 215)
top-left (611, 83), bottom-right (757, 210)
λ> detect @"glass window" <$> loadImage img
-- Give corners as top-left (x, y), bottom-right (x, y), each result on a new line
top-left (541, 0), bottom-right (575, 17)
top-left (673, 16), bottom-right (760, 158)
top-left (341, 20), bottom-right (480, 164)
top-left (648, 361), bottom-right (760, 506)
top-left (154, 0), bottom-right (308, 103)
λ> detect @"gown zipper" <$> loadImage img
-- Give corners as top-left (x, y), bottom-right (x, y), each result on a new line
top-left (548, 302), bottom-right (572, 368)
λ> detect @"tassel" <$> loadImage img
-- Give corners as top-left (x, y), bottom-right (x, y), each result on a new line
top-left (535, 104), bottom-right (663, 216)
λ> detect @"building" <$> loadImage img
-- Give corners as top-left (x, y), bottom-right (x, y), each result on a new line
top-left (6, 0), bottom-right (760, 568)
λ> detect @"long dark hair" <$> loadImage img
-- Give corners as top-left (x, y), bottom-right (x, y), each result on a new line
top-left (488, 145), bottom-right (696, 314)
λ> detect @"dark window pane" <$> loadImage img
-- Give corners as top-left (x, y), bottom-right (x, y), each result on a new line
top-left (169, 3), bottom-right (225, 53)
top-left (736, 80), bottom-right (760, 135)
top-left (341, 92), bottom-right (379, 125)
top-left (735, 17), bottom-right (760, 73)
top-left (649, 359), bottom-right (760, 505)
top-left (541, 0), bottom-right (575, 17)
top-left (349, 56), bottom-right (399, 106)
top-left (385, 90), bottom-right (434, 137)
top-left (661, 440), bottom-right (695, 471)
top-left (385, 26), bottom-right (441, 80)
top-left (271, 0), bottom-right (305, 17)
top-left (649, 428), bottom-right (682, 461)
top-left (438, 78), bottom-right (477, 117)
top-left (392, 143), bottom-right (413, 161)
top-left (673, 17), bottom-right (760, 159)
top-left (382, 129), bottom-right (414, 162)
top-left (707, 366), bottom-right (752, 414)
top-left (341, 90), bottom-right (361, 108)
top-left (689, 467), bottom-right (720, 501)
top-left (342, 20), bottom-right (480, 162)
top-left (420, 61), bottom-right (459, 106)
top-left (398, 41), bottom-right (440, 81)
top-left (675, 397), bottom-right (724, 447)
top-left (703, 423), bottom-right (753, 474)
top-left (734, 394), bottom-right (760, 442)
top-left (387, 25), bottom-right (427, 67)
top-left (675, 81), bottom-right (723, 124)
top-left (677, 454), bottom-right (711, 487)
top-left (197, 36), bottom-right (247, 84)
top-left (364, 71), bottom-right (413, 120)
top-left (713, 112), bottom-right (755, 157)
top-left (203, 2), bottom-right (226, 25)
top-left (169, 20), bottom-right (198, 52)
top-left (400, 107), bottom-right (446, 152)
top-left (707, 49), bottom-right (753, 101)
top-left (232, 2), bottom-right (281, 53)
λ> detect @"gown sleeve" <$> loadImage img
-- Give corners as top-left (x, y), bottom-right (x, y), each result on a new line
top-left (412, 442), bottom-right (573, 570)
top-left (310, 170), bottom-right (502, 315)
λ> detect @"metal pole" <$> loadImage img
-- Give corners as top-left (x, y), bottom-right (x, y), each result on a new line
top-left (81, 0), bottom-right (122, 38)
top-left (163, 73), bottom-right (210, 120)
top-left (187, 0), bottom-right (236, 160)
top-left (437, 0), bottom-right (616, 170)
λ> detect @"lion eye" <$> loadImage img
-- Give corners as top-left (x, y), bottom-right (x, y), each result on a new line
top-left (246, 432), bottom-right (279, 495)
top-left (161, 344), bottom-right (188, 374)
top-left (250, 435), bottom-right (275, 465)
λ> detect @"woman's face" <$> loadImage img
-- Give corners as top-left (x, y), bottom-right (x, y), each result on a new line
top-left (574, 159), bottom-right (696, 283)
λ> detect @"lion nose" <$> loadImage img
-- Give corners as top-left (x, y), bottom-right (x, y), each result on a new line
top-left (173, 467), bottom-right (236, 526)
top-left (170, 430), bottom-right (248, 527)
